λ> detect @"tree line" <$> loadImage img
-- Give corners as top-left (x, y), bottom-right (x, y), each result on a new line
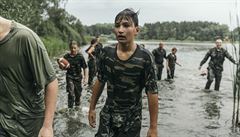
top-left (1, 0), bottom-right (86, 44)
top-left (85, 21), bottom-right (233, 41)
top-left (2, 0), bottom-right (238, 56)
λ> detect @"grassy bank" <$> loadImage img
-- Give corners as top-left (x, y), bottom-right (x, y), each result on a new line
top-left (41, 36), bottom-right (68, 58)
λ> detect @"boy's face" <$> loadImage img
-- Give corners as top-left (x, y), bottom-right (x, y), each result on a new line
top-left (114, 18), bottom-right (139, 44)
top-left (172, 49), bottom-right (177, 54)
top-left (69, 44), bottom-right (79, 55)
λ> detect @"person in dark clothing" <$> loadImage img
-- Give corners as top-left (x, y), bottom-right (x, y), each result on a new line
top-left (166, 47), bottom-right (181, 79)
top-left (152, 42), bottom-right (167, 80)
top-left (94, 36), bottom-right (104, 70)
top-left (86, 38), bottom-right (98, 86)
top-left (199, 39), bottom-right (238, 91)
top-left (88, 8), bottom-right (158, 137)
top-left (58, 40), bottom-right (87, 108)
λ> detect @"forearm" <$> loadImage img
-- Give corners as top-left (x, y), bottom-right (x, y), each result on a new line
top-left (83, 69), bottom-right (87, 79)
top-left (89, 79), bottom-right (105, 110)
top-left (147, 92), bottom-right (158, 128)
top-left (43, 79), bottom-right (58, 128)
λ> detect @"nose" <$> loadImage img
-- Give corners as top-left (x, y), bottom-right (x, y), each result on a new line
top-left (117, 25), bottom-right (124, 34)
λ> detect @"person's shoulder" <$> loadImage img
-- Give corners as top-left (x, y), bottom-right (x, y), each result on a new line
top-left (14, 21), bottom-right (37, 38)
top-left (76, 52), bottom-right (84, 57)
top-left (63, 53), bottom-right (70, 58)
top-left (137, 44), bottom-right (153, 59)
top-left (102, 44), bottom-right (116, 51)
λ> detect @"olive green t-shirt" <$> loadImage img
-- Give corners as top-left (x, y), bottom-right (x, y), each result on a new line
top-left (0, 21), bottom-right (56, 137)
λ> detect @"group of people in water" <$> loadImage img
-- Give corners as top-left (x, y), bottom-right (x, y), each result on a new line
top-left (0, 7), bottom-right (238, 137)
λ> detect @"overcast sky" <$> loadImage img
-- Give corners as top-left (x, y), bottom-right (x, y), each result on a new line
top-left (65, 0), bottom-right (240, 29)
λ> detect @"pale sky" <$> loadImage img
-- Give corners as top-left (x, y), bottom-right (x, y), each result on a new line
top-left (65, 0), bottom-right (240, 30)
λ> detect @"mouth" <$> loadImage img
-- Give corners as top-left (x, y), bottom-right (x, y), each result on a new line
top-left (117, 36), bottom-right (126, 40)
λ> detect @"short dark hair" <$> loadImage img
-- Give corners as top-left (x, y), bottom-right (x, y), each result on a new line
top-left (69, 40), bottom-right (80, 47)
top-left (115, 8), bottom-right (139, 27)
top-left (172, 47), bottom-right (177, 52)
top-left (90, 38), bottom-right (98, 45)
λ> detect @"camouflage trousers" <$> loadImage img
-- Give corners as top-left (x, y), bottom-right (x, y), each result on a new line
top-left (205, 67), bottom-right (222, 91)
top-left (66, 77), bottom-right (82, 108)
top-left (95, 107), bottom-right (141, 137)
top-left (88, 59), bottom-right (96, 86)
top-left (0, 125), bottom-right (9, 137)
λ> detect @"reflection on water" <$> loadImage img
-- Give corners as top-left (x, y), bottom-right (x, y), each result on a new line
top-left (54, 42), bottom-right (240, 137)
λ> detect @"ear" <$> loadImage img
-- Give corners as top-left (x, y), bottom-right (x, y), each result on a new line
top-left (135, 26), bottom-right (140, 35)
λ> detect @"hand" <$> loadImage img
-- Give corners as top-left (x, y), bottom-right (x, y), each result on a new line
top-left (235, 61), bottom-right (239, 65)
top-left (198, 66), bottom-right (201, 70)
top-left (147, 127), bottom-right (157, 137)
top-left (38, 126), bottom-right (53, 137)
top-left (88, 109), bottom-right (96, 128)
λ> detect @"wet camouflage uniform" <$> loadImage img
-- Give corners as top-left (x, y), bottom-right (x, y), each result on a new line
top-left (166, 53), bottom-right (177, 79)
top-left (95, 44), bottom-right (158, 137)
top-left (200, 47), bottom-right (236, 91)
top-left (87, 46), bottom-right (97, 86)
top-left (152, 47), bottom-right (166, 80)
top-left (95, 43), bottom-right (103, 71)
top-left (64, 53), bottom-right (87, 108)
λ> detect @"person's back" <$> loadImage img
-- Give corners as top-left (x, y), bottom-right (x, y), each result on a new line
top-left (0, 18), bottom-right (58, 137)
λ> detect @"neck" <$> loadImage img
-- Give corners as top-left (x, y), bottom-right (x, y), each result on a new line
top-left (0, 17), bottom-right (12, 40)
top-left (118, 41), bottom-right (136, 52)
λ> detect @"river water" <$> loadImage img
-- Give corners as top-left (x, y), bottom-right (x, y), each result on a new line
top-left (53, 42), bottom-right (240, 137)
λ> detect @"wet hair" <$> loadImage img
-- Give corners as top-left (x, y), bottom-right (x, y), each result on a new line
top-left (69, 40), bottom-right (80, 47)
top-left (172, 47), bottom-right (177, 52)
top-left (115, 8), bottom-right (139, 27)
top-left (90, 38), bottom-right (98, 45)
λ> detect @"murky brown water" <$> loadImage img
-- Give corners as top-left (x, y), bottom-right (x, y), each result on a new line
top-left (53, 42), bottom-right (240, 137)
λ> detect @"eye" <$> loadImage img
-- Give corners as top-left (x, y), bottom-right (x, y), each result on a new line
top-left (115, 24), bottom-right (120, 28)
top-left (123, 23), bottom-right (130, 28)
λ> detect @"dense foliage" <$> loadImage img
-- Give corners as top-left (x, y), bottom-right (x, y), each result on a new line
top-left (1, 0), bottom-right (86, 44)
top-left (85, 21), bottom-right (230, 41)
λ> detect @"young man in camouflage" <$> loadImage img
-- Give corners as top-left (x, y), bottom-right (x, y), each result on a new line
top-left (59, 40), bottom-right (87, 108)
top-left (199, 39), bottom-right (238, 91)
top-left (152, 41), bottom-right (167, 80)
top-left (88, 8), bottom-right (158, 137)
top-left (0, 16), bottom-right (58, 137)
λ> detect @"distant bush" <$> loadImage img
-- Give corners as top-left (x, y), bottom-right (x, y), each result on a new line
top-left (41, 36), bottom-right (68, 57)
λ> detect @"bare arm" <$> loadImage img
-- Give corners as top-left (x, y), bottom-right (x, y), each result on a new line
top-left (38, 78), bottom-right (58, 137)
top-left (166, 59), bottom-right (170, 70)
top-left (83, 68), bottom-right (87, 84)
top-left (88, 79), bottom-right (105, 128)
top-left (87, 43), bottom-right (97, 59)
top-left (147, 92), bottom-right (158, 137)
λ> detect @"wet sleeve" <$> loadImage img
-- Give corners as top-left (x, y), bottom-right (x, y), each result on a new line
top-left (144, 53), bottom-right (158, 94)
top-left (97, 48), bottom-right (107, 83)
top-left (80, 55), bottom-right (87, 69)
top-left (200, 50), bottom-right (211, 66)
top-left (24, 31), bottom-right (56, 92)
top-left (224, 50), bottom-right (236, 64)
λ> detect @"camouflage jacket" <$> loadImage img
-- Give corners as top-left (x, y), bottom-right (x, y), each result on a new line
top-left (200, 47), bottom-right (236, 71)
